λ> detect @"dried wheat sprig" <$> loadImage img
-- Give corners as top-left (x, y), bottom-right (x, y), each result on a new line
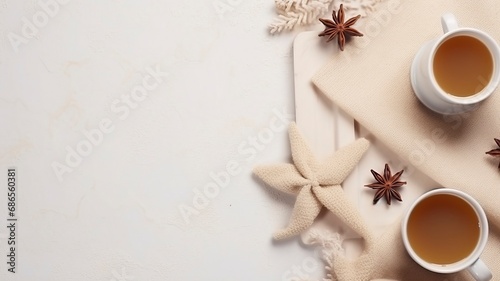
top-left (269, 0), bottom-right (333, 34)
top-left (269, 0), bottom-right (384, 34)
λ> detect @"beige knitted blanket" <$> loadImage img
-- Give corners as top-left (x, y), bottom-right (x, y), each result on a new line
top-left (310, 0), bottom-right (500, 280)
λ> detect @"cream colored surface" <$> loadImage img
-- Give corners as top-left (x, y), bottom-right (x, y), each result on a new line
top-left (313, 0), bottom-right (500, 280)
top-left (0, 1), bottom-right (320, 280)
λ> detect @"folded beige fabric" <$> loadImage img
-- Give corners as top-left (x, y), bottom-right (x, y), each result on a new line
top-left (312, 0), bottom-right (500, 280)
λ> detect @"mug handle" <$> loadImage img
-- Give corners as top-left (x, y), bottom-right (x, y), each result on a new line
top-left (467, 259), bottom-right (492, 281)
top-left (441, 12), bottom-right (459, 33)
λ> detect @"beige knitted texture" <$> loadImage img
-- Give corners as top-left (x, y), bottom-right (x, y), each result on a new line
top-left (253, 122), bottom-right (370, 240)
top-left (313, 0), bottom-right (500, 280)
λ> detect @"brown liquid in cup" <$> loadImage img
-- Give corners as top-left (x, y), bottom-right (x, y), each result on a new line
top-left (407, 194), bottom-right (480, 264)
top-left (433, 35), bottom-right (493, 97)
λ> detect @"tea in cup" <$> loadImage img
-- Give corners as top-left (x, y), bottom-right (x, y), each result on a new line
top-left (402, 189), bottom-right (491, 280)
top-left (410, 13), bottom-right (500, 114)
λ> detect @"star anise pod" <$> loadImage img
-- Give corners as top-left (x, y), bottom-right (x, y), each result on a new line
top-left (485, 138), bottom-right (500, 168)
top-left (365, 164), bottom-right (406, 205)
top-left (318, 4), bottom-right (363, 51)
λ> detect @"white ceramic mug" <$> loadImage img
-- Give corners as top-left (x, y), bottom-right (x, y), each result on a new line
top-left (410, 13), bottom-right (500, 115)
top-left (402, 189), bottom-right (491, 280)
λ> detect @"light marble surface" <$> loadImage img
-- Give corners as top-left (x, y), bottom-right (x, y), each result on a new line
top-left (0, 1), bottom-right (325, 280)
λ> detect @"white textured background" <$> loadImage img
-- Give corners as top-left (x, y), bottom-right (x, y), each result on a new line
top-left (0, 0), bottom-right (323, 280)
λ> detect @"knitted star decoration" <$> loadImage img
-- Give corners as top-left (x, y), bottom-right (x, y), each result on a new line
top-left (253, 123), bottom-right (370, 240)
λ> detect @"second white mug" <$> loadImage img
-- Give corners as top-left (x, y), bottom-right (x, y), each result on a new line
top-left (401, 188), bottom-right (491, 281)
